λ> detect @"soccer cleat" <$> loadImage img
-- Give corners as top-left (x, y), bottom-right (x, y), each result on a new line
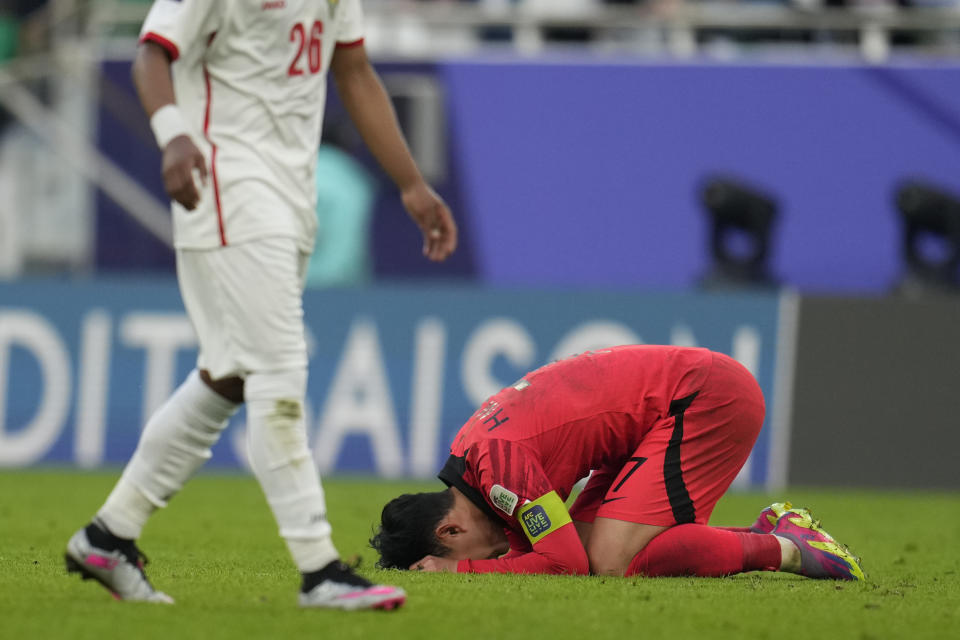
top-left (750, 501), bottom-right (794, 534)
top-left (299, 561), bottom-right (406, 611)
top-left (772, 508), bottom-right (866, 581)
top-left (65, 525), bottom-right (174, 603)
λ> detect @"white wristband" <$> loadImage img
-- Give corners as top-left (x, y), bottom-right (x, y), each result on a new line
top-left (150, 104), bottom-right (190, 149)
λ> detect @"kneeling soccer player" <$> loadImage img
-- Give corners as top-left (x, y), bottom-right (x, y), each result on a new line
top-left (371, 345), bottom-right (865, 580)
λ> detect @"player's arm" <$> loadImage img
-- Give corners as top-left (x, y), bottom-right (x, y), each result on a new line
top-left (500, 527), bottom-right (533, 559)
top-left (458, 491), bottom-right (589, 575)
top-left (413, 528), bottom-right (527, 568)
top-left (131, 41), bottom-right (176, 119)
top-left (330, 44), bottom-right (457, 262)
top-left (132, 41), bottom-right (206, 211)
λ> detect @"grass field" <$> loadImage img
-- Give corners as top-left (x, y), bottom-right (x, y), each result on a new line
top-left (1, 470), bottom-right (958, 640)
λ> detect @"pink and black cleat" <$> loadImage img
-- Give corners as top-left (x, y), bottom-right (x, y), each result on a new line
top-left (65, 524), bottom-right (174, 603)
top-left (299, 561), bottom-right (406, 611)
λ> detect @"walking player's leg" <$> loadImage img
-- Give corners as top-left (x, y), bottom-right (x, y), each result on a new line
top-left (65, 370), bottom-right (239, 603)
top-left (244, 368), bottom-right (338, 572)
top-left (97, 370), bottom-right (239, 539)
top-left (64, 249), bottom-right (244, 603)
top-left (235, 238), bottom-right (404, 610)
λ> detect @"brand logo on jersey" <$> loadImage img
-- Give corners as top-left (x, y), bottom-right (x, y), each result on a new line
top-left (262, 0), bottom-right (286, 9)
top-left (521, 506), bottom-right (552, 538)
top-left (327, 0), bottom-right (339, 17)
top-left (489, 484), bottom-right (519, 516)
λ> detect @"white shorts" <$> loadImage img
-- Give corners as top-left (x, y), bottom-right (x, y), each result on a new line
top-left (177, 237), bottom-right (309, 379)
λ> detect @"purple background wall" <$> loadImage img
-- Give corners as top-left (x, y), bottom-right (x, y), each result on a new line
top-left (96, 58), bottom-right (960, 292)
top-left (441, 59), bottom-right (960, 292)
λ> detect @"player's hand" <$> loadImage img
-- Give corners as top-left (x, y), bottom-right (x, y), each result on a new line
top-left (162, 135), bottom-right (207, 211)
top-left (410, 555), bottom-right (457, 573)
top-left (401, 181), bottom-right (458, 262)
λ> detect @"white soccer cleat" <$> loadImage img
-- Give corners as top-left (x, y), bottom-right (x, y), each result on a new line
top-left (298, 561), bottom-right (406, 611)
top-left (65, 525), bottom-right (174, 604)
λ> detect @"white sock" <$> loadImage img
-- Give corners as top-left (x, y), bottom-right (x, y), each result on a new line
top-left (97, 370), bottom-right (238, 539)
top-left (245, 369), bottom-right (338, 573)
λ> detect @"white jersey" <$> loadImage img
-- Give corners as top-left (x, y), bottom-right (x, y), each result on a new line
top-left (140, 0), bottom-right (365, 251)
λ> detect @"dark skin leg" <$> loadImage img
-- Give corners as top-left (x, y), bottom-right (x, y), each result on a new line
top-left (199, 369), bottom-right (244, 404)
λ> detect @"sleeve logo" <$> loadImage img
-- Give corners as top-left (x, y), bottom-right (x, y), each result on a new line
top-left (521, 506), bottom-right (552, 538)
top-left (489, 484), bottom-right (519, 516)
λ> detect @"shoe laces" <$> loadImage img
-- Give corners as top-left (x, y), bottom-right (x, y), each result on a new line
top-left (116, 540), bottom-right (150, 572)
top-left (322, 561), bottom-right (373, 589)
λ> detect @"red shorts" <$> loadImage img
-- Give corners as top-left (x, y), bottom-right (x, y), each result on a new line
top-left (568, 352), bottom-right (764, 527)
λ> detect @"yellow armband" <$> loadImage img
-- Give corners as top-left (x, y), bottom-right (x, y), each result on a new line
top-left (517, 491), bottom-right (572, 545)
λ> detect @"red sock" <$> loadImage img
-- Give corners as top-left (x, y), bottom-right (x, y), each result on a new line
top-left (714, 526), bottom-right (754, 533)
top-left (625, 524), bottom-right (782, 577)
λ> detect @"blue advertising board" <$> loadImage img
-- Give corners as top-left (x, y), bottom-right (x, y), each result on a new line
top-left (0, 280), bottom-right (782, 487)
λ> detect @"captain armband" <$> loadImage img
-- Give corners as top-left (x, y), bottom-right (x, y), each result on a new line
top-left (517, 491), bottom-right (572, 545)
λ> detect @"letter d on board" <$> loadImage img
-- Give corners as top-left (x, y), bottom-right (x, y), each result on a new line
top-left (0, 310), bottom-right (71, 465)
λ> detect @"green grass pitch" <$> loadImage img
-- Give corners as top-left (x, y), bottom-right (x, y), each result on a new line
top-left (1, 470), bottom-right (957, 640)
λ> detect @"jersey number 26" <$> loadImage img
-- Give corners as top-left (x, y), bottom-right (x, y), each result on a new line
top-left (288, 20), bottom-right (323, 76)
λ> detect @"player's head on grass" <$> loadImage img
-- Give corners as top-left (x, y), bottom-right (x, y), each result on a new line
top-left (371, 487), bottom-right (509, 569)
top-left (370, 490), bottom-right (452, 569)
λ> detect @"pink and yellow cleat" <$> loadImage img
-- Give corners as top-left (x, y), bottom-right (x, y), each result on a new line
top-left (772, 508), bottom-right (866, 581)
top-left (750, 501), bottom-right (795, 534)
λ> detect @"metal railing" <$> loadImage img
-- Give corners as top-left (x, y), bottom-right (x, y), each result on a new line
top-left (87, 1), bottom-right (960, 61)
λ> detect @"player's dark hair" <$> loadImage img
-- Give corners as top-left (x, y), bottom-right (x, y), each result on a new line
top-left (370, 489), bottom-right (455, 570)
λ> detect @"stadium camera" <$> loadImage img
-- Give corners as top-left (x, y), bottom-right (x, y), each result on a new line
top-left (894, 179), bottom-right (960, 296)
top-left (699, 175), bottom-right (779, 290)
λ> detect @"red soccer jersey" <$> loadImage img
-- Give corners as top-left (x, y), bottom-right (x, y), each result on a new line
top-left (438, 345), bottom-right (714, 574)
